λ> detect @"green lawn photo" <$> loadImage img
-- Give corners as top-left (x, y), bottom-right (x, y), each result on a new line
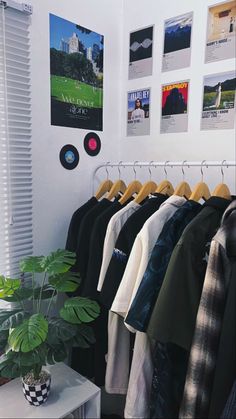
top-left (51, 75), bottom-right (103, 108)
top-left (203, 90), bottom-right (235, 110)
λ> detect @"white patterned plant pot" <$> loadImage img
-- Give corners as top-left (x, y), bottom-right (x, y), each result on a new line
top-left (22, 372), bottom-right (51, 406)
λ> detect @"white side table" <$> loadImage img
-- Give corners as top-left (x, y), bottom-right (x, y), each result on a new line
top-left (0, 362), bottom-right (101, 418)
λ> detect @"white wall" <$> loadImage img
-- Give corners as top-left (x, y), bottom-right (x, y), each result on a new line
top-left (30, 0), bottom-right (123, 255)
top-left (119, 0), bottom-right (236, 191)
top-left (30, 0), bottom-right (235, 255)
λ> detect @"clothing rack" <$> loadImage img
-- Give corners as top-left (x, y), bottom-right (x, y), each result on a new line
top-left (92, 160), bottom-right (236, 193)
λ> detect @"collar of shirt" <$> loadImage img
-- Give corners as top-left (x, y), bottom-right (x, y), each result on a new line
top-left (159, 194), bottom-right (187, 209)
top-left (203, 196), bottom-right (233, 212)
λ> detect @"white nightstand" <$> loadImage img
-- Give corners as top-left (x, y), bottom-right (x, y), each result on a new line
top-left (0, 363), bottom-right (101, 418)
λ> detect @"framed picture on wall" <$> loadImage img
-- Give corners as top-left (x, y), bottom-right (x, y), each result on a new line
top-left (128, 26), bottom-right (154, 80)
top-left (160, 80), bottom-right (190, 133)
top-left (49, 14), bottom-right (104, 131)
top-left (205, 1), bottom-right (236, 63)
top-left (127, 88), bottom-right (151, 136)
top-left (201, 71), bottom-right (236, 130)
top-left (162, 12), bottom-right (193, 72)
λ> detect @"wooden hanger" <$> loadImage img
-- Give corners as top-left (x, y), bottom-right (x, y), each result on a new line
top-left (211, 161), bottom-right (231, 200)
top-left (189, 182), bottom-right (211, 202)
top-left (156, 180), bottom-right (174, 196)
top-left (119, 180), bottom-right (142, 205)
top-left (174, 181), bottom-right (192, 198)
top-left (189, 161), bottom-right (211, 202)
top-left (174, 161), bottom-right (192, 198)
top-left (134, 181), bottom-right (157, 204)
top-left (95, 179), bottom-right (113, 200)
top-left (106, 179), bottom-right (127, 201)
top-left (212, 183), bottom-right (231, 200)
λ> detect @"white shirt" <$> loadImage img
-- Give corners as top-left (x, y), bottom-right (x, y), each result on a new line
top-left (111, 195), bottom-right (186, 320)
top-left (131, 108), bottom-right (145, 120)
top-left (97, 200), bottom-right (140, 291)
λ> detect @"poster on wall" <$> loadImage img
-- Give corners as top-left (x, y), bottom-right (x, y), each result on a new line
top-left (201, 71), bottom-right (236, 130)
top-left (127, 88), bottom-right (151, 136)
top-left (205, 1), bottom-right (236, 63)
top-left (160, 80), bottom-right (189, 133)
top-left (162, 12), bottom-right (193, 72)
top-left (128, 26), bottom-right (153, 80)
top-left (50, 14), bottom-right (104, 131)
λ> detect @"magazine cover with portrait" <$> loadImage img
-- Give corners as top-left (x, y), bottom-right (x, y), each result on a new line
top-left (205, 1), bottom-right (236, 62)
top-left (127, 89), bottom-right (151, 136)
top-left (129, 26), bottom-right (153, 80)
top-left (201, 71), bottom-right (236, 130)
top-left (161, 81), bottom-right (189, 133)
top-left (162, 12), bottom-right (193, 72)
top-left (50, 14), bottom-right (104, 130)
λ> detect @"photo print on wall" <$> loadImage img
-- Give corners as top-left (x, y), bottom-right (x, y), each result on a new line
top-left (50, 14), bottom-right (104, 130)
top-left (162, 12), bottom-right (193, 72)
top-left (128, 26), bottom-right (154, 80)
top-left (161, 80), bottom-right (189, 133)
top-left (201, 70), bottom-right (236, 130)
top-left (205, 1), bottom-right (236, 63)
top-left (127, 88), bottom-right (151, 136)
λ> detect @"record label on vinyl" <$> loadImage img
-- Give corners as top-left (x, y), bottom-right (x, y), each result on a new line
top-left (60, 144), bottom-right (79, 170)
top-left (84, 132), bottom-right (101, 156)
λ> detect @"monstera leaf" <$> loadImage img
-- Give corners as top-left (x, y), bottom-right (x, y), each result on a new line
top-left (0, 276), bottom-right (21, 298)
top-left (60, 297), bottom-right (100, 324)
top-left (2, 287), bottom-right (32, 302)
top-left (49, 271), bottom-right (80, 292)
top-left (69, 324), bottom-right (96, 348)
top-left (20, 256), bottom-right (44, 273)
top-left (0, 309), bottom-right (27, 331)
top-left (47, 318), bottom-right (78, 345)
top-left (47, 344), bottom-right (68, 364)
top-left (8, 314), bottom-right (48, 353)
top-left (40, 250), bottom-right (76, 275)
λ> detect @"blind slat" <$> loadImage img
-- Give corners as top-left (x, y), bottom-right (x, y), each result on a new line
top-left (0, 5), bottom-right (33, 279)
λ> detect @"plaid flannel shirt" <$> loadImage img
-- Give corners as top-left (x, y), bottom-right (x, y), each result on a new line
top-left (179, 200), bottom-right (236, 419)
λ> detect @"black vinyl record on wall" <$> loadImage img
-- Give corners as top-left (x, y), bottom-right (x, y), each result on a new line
top-left (84, 132), bottom-right (101, 156)
top-left (59, 144), bottom-right (79, 170)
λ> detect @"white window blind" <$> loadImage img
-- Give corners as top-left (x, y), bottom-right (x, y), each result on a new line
top-left (0, 1), bottom-right (33, 280)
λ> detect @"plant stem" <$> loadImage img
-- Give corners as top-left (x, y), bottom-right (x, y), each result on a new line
top-left (46, 288), bottom-right (56, 318)
top-left (32, 273), bottom-right (35, 313)
top-left (38, 273), bottom-right (47, 314)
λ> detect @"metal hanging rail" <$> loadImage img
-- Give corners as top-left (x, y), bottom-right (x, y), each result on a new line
top-left (92, 160), bottom-right (236, 193)
top-left (93, 160), bottom-right (235, 175)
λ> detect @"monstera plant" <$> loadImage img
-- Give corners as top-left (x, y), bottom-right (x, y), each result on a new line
top-left (0, 250), bottom-right (100, 406)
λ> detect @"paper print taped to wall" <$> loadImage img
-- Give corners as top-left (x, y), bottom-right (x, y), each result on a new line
top-left (50, 14), bottom-right (104, 131)
top-left (161, 80), bottom-right (189, 134)
top-left (129, 26), bottom-right (153, 80)
top-left (201, 71), bottom-right (236, 130)
top-left (205, 1), bottom-right (236, 63)
top-left (127, 89), bottom-right (151, 136)
top-left (162, 12), bottom-right (193, 72)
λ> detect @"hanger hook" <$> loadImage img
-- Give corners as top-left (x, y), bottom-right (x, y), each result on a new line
top-left (200, 160), bottom-right (207, 182)
top-left (105, 161), bottom-right (110, 180)
top-left (118, 161), bottom-right (123, 180)
top-left (181, 160), bottom-right (188, 181)
top-left (221, 159), bottom-right (227, 183)
top-left (164, 160), bottom-right (170, 179)
top-left (148, 161), bottom-right (154, 180)
top-left (133, 160), bottom-right (139, 180)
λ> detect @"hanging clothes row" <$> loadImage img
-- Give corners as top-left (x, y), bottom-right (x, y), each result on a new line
top-left (65, 160), bottom-right (236, 419)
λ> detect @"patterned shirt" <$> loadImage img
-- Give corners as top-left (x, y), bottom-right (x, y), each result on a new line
top-left (179, 200), bottom-right (236, 419)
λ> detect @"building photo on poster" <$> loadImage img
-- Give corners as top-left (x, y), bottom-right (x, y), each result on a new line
top-left (127, 89), bottom-right (151, 136)
top-left (201, 71), bottom-right (236, 130)
top-left (50, 14), bottom-right (104, 130)
top-left (128, 26), bottom-right (153, 80)
top-left (162, 12), bottom-right (193, 72)
top-left (161, 81), bottom-right (189, 133)
top-left (205, 1), bottom-right (236, 63)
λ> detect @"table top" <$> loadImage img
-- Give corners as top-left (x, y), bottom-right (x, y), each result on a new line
top-left (0, 362), bottom-right (100, 418)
